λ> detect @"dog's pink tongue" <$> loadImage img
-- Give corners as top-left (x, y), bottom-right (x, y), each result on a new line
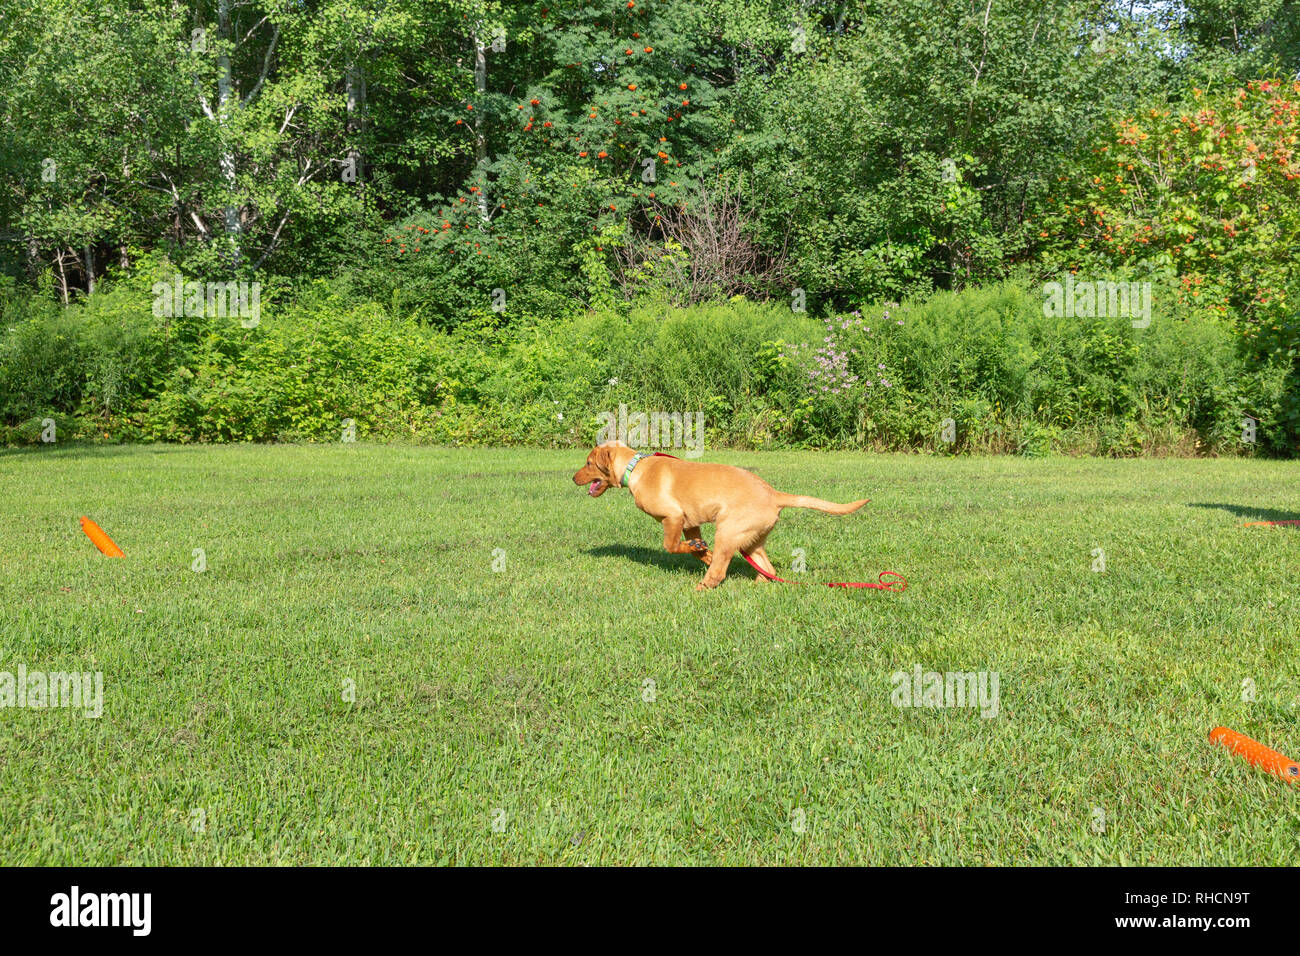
top-left (588, 480), bottom-right (601, 496)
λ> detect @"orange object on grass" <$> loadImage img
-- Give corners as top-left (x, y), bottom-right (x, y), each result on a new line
top-left (1209, 726), bottom-right (1299, 783)
top-left (80, 516), bottom-right (124, 558)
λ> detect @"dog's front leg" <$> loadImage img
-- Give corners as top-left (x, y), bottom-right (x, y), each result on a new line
top-left (683, 525), bottom-right (712, 564)
top-left (661, 518), bottom-right (711, 562)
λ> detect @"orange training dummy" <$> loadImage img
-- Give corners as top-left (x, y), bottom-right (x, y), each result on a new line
top-left (80, 516), bottom-right (125, 558)
top-left (1209, 726), bottom-right (1299, 784)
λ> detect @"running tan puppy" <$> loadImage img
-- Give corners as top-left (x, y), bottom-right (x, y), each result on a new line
top-left (573, 441), bottom-right (869, 590)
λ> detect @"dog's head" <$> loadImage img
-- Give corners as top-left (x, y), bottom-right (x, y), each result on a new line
top-left (573, 441), bottom-right (629, 497)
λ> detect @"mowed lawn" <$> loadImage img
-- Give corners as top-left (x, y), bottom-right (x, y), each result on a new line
top-left (1, 443), bottom-right (1298, 865)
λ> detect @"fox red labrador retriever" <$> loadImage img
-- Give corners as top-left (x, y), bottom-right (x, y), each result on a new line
top-left (573, 441), bottom-right (868, 590)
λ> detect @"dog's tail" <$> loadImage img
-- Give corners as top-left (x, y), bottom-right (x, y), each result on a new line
top-left (773, 493), bottom-right (869, 515)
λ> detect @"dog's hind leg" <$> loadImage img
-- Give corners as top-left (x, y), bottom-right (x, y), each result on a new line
top-left (697, 544), bottom-right (737, 590)
top-left (747, 544), bottom-right (777, 583)
top-left (739, 523), bottom-right (779, 583)
top-left (697, 510), bottom-right (780, 589)
top-left (698, 524), bottom-right (752, 590)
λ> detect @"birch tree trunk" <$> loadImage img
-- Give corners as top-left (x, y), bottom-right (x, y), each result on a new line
top-left (346, 62), bottom-right (366, 202)
top-left (473, 24), bottom-right (490, 222)
top-left (217, 0), bottom-right (241, 264)
top-left (55, 249), bottom-right (69, 304)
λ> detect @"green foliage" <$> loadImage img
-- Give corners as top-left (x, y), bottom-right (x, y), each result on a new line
top-left (2, 277), bottom-right (1280, 455)
top-left (1042, 78), bottom-right (1300, 452)
top-left (1041, 80), bottom-right (1300, 323)
top-left (140, 283), bottom-right (446, 442)
top-left (3, 0), bottom-right (1297, 301)
top-left (0, 304), bottom-right (85, 425)
top-left (718, 0), bottom-right (1168, 306)
top-left (2, 1), bottom-right (1298, 455)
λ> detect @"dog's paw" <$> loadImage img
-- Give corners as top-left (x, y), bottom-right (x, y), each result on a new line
top-left (685, 538), bottom-right (712, 563)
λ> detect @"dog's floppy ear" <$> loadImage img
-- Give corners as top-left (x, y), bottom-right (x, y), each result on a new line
top-left (593, 444), bottom-right (619, 484)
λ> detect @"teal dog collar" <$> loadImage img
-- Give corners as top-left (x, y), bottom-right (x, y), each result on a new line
top-left (621, 452), bottom-right (649, 488)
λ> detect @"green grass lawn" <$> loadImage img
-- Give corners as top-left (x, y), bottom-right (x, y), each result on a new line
top-left (1, 443), bottom-right (1298, 865)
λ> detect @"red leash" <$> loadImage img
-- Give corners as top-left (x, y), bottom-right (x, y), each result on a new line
top-left (648, 453), bottom-right (907, 592)
top-left (738, 552), bottom-right (907, 591)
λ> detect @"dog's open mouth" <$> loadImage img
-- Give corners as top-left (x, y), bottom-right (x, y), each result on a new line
top-left (588, 479), bottom-right (603, 496)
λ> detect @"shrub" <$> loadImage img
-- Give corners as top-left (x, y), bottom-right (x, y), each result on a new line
top-left (0, 273), bottom-right (1285, 457)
